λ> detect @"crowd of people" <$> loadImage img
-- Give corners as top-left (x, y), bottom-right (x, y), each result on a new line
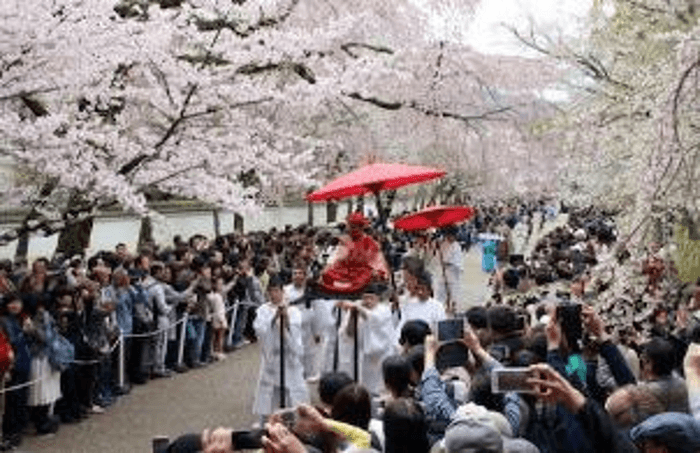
top-left (2, 200), bottom-right (700, 453)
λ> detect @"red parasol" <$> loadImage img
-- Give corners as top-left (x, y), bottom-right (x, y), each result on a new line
top-left (306, 163), bottom-right (445, 202)
top-left (393, 205), bottom-right (476, 314)
top-left (393, 206), bottom-right (476, 231)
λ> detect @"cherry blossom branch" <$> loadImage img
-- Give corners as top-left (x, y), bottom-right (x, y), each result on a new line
top-left (235, 62), bottom-right (316, 84)
top-left (340, 43), bottom-right (394, 58)
top-left (344, 91), bottom-right (513, 124)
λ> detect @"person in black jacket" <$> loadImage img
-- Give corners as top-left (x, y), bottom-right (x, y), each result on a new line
top-left (527, 363), bottom-right (637, 453)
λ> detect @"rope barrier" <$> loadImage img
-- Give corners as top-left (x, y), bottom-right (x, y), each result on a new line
top-left (0, 300), bottom-right (256, 395)
top-left (123, 301), bottom-right (252, 339)
top-left (72, 336), bottom-right (123, 365)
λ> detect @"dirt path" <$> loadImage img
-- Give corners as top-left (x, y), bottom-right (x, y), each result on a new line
top-left (20, 344), bottom-right (261, 453)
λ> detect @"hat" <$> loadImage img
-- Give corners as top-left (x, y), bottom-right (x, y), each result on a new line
top-left (347, 212), bottom-right (369, 227)
top-left (362, 282), bottom-right (384, 296)
top-left (630, 412), bottom-right (700, 453)
top-left (453, 403), bottom-right (512, 438)
top-left (444, 415), bottom-right (503, 453)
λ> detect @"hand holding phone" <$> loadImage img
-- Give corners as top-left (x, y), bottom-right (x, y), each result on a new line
top-left (525, 363), bottom-right (586, 413)
top-left (491, 367), bottom-right (536, 394)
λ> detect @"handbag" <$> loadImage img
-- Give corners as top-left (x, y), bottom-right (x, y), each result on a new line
top-left (47, 330), bottom-right (75, 372)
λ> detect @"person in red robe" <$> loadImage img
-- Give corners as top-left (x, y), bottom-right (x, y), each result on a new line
top-left (319, 212), bottom-right (390, 295)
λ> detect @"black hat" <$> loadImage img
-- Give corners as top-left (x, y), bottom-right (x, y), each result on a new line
top-left (363, 282), bottom-right (383, 296)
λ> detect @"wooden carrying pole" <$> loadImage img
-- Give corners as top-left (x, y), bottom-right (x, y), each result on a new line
top-left (353, 309), bottom-right (359, 381)
top-left (279, 306), bottom-right (286, 409)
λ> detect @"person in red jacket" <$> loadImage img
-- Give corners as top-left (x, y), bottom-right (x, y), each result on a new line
top-left (319, 212), bottom-right (389, 295)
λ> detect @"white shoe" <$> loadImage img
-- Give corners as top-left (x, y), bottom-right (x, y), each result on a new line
top-left (306, 374), bottom-right (321, 383)
top-left (90, 405), bottom-right (106, 414)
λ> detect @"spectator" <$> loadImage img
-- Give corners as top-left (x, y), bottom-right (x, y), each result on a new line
top-left (0, 293), bottom-right (31, 449)
top-left (606, 337), bottom-right (690, 428)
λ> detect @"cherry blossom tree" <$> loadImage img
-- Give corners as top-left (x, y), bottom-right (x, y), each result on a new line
top-left (1, 0), bottom-right (566, 257)
top-left (510, 0), bottom-right (700, 245)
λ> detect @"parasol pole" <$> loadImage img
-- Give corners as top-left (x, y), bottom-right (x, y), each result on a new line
top-left (333, 305), bottom-right (341, 372)
top-left (279, 305), bottom-right (286, 409)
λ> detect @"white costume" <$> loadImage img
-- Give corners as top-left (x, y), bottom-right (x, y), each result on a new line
top-left (315, 298), bottom-right (340, 374)
top-left (252, 303), bottom-right (309, 415)
top-left (284, 283), bottom-right (318, 378)
top-left (337, 302), bottom-right (396, 395)
top-left (435, 240), bottom-right (463, 307)
top-left (397, 296), bottom-right (446, 338)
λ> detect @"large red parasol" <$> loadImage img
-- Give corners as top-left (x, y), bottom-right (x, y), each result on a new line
top-left (393, 206), bottom-right (476, 231)
top-left (306, 163), bottom-right (445, 202)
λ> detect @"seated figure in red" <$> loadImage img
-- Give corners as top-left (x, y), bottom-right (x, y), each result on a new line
top-left (320, 212), bottom-right (390, 295)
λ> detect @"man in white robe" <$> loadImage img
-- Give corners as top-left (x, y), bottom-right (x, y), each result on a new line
top-left (336, 284), bottom-right (396, 396)
top-left (253, 276), bottom-right (308, 418)
top-left (435, 228), bottom-right (463, 312)
top-left (284, 264), bottom-right (319, 380)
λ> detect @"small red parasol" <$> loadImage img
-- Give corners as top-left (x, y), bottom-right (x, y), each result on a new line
top-left (306, 163), bottom-right (445, 202)
top-left (393, 205), bottom-right (476, 314)
top-left (393, 206), bottom-right (476, 231)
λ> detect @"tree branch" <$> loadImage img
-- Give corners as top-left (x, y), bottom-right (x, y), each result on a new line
top-left (236, 62), bottom-right (316, 83)
top-left (340, 42), bottom-right (394, 58)
top-left (344, 92), bottom-right (512, 123)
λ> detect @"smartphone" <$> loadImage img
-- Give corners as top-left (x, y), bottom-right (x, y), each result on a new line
top-left (557, 303), bottom-right (583, 351)
top-left (278, 408), bottom-right (298, 430)
top-left (231, 429), bottom-right (265, 450)
top-left (491, 367), bottom-right (536, 394)
top-left (438, 319), bottom-right (464, 342)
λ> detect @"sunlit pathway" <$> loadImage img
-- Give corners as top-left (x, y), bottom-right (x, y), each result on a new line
top-left (457, 247), bottom-right (490, 312)
top-left (20, 344), bottom-right (261, 453)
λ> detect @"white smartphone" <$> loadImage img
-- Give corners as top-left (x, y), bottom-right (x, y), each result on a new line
top-left (491, 367), bottom-right (537, 394)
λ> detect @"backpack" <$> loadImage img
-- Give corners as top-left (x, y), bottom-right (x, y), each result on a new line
top-left (131, 282), bottom-right (154, 333)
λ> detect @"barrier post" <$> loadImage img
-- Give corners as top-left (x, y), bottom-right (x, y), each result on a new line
top-left (227, 300), bottom-right (239, 348)
top-left (177, 312), bottom-right (189, 369)
top-left (161, 328), bottom-right (168, 369)
top-left (118, 331), bottom-right (125, 390)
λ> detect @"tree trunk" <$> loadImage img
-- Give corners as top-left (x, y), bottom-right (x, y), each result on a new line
top-left (356, 195), bottom-right (364, 214)
top-left (55, 217), bottom-right (94, 259)
top-left (307, 190), bottom-right (314, 227)
top-left (326, 202), bottom-right (337, 224)
top-left (234, 213), bottom-right (244, 233)
top-left (138, 216), bottom-right (153, 253)
top-left (213, 209), bottom-right (221, 238)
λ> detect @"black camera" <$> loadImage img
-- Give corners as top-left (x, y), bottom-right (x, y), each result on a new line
top-left (556, 302), bottom-right (583, 353)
